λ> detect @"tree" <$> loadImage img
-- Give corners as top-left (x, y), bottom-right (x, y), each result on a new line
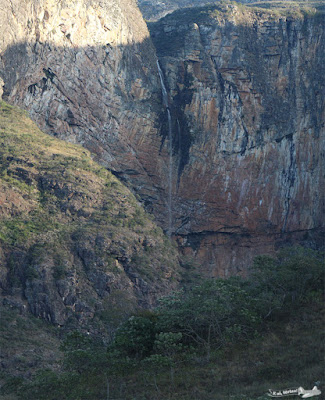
top-left (250, 247), bottom-right (324, 318)
top-left (112, 313), bottom-right (157, 359)
top-left (157, 278), bottom-right (260, 361)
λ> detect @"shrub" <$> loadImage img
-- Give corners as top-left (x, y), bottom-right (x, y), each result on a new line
top-left (249, 247), bottom-right (324, 318)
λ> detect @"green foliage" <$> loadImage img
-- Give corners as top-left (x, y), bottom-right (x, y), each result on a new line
top-left (63, 340), bottom-right (107, 375)
top-left (60, 331), bottom-right (94, 353)
top-left (141, 353), bottom-right (171, 369)
top-left (0, 376), bottom-right (25, 396)
top-left (9, 247), bottom-right (324, 400)
top-left (156, 278), bottom-right (261, 359)
top-left (18, 370), bottom-right (66, 400)
top-left (52, 264), bottom-right (67, 280)
top-left (109, 247), bottom-right (323, 366)
top-left (249, 246), bottom-right (324, 318)
top-left (113, 314), bottom-right (158, 359)
top-left (15, 332), bottom-right (112, 400)
top-left (24, 265), bottom-right (39, 280)
top-left (154, 331), bottom-right (184, 360)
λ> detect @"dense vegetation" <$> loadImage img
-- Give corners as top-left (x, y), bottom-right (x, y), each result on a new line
top-left (2, 246), bottom-right (323, 400)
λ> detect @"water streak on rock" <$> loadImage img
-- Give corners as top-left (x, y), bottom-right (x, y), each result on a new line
top-left (157, 60), bottom-right (173, 236)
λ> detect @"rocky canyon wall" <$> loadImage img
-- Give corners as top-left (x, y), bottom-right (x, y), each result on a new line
top-left (137, 0), bottom-right (325, 22)
top-left (150, 4), bottom-right (325, 274)
top-left (0, 0), bottom-right (173, 223)
top-left (0, 1), bottom-right (324, 275)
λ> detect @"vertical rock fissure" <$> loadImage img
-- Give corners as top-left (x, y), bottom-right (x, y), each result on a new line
top-left (157, 60), bottom-right (173, 236)
top-left (282, 136), bottom-right (296, 232)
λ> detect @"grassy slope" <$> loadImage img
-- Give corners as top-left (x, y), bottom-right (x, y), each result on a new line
top-left (0, 100), bottom-right (180, 286)
top-left (0, 100), bottom-right (181, 396)
top-left (0, 100), bottom-right (158, 246)
top-left (0, 304), bottom-right (62, 400)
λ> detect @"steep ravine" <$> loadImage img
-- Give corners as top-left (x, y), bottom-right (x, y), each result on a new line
top-left (0, 0), bottom-right (324, 275)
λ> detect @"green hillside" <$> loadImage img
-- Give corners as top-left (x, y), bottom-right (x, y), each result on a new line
top-left (0, 100), bottom-right (181, 393)
top-left (0, 103), bottom-right (323, 399)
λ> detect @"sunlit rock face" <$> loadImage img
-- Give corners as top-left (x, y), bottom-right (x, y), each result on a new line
top-left (0, 0), bottom-right (172, 221)
top-left (0, 1), bottom-right (324, 275)
top-left (150, 6), bottom-right (325, 274)
top-left (137, 0), bottom-right (291, 22)
top-left (138, 0), bottom-right (215, 22)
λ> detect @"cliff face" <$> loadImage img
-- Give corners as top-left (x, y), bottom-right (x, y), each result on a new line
top-left (150, 5), bottom-right (325, 274)
top-left (138, 0), bottom-right (215, 21)
top-left (137, 0), bottom-right (325, 22)
top-left (0, 0), bottom-right (173, 223)
top-left (138, 0), bottom-right (255, 22)
top-left (0, 101), bottom-right (180, 330)
top-left (0, 1), bottom-right (324, 276)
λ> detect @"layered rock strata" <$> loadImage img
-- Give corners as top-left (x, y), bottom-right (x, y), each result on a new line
top-left (150, 5), bottom-right (325, 274)
top-left (0, 101), bottom-right (180, 329)
top-left (0, 0), bottom-right (173, 225)
top-left (0, 1), bottom-right (324, 275)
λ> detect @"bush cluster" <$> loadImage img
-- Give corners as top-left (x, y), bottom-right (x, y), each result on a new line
top-left (10, 247), bottom-right (324, 400)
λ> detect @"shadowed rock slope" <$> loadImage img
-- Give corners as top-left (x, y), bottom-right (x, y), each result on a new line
top-left (0, 101), bottom-right (180, 331)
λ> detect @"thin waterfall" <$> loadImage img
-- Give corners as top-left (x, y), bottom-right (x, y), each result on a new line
top-left (177, 118), bottom-right (181, 152)
top-left (157, 61), bottom-right (168, 108)
top-left (157, 60), bottom-right (173, 237)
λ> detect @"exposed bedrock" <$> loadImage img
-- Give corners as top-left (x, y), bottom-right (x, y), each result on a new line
top-left (0, 0), bottom-right (172, 223)
top-left (0, 1), bottom-right (324, 274)
top-left (150, 6), bottom-right (325, 273)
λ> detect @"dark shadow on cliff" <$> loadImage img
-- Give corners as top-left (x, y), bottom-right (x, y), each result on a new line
top-left (0, 3), bottom-right (324, 274)
top-left (0, 37), bottom-right (174, 223)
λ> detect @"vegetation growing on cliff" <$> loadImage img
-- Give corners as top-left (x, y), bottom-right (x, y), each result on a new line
top-left (0, 100), bottom-right (180, 335)
top-left (141, 0), bottom-right (324, 22)
top-left (3, 247), bottom-right (323, 400)
top-left (149, 1), bottom-right (324, 56)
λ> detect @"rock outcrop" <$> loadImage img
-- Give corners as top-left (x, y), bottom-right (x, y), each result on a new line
top-left (138, 0), bottom-right (215, 22)
top-left (0, 0), bottom-right (173, 224)
top-left (0, 101), bottom-right (180, 330)
top-left (137, 0), bottom-right (325, 22)
top-left (0, 1), bottom-right (324, 276)
top-left (149, 4), bottom-right (325, 274)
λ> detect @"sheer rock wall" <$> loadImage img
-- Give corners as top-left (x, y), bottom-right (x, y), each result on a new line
top-left (0, 1), bottom-right (324, 275)
top-left (150, 6), bottom-right (325, 274)
top-left (0, 0), bottom-right (171, 220)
